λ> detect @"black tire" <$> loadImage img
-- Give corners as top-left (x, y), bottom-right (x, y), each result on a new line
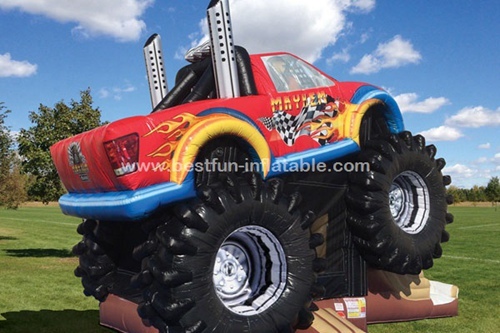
top-left (132, 173), bottom-right (325, 332)
top-left (347, 131), bottom-right (453, 275)
top-left (72, 219), bottom-right (119, 301)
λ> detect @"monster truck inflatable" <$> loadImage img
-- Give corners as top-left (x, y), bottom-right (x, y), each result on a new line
top-left (50, 0), bottom-right (453, 332)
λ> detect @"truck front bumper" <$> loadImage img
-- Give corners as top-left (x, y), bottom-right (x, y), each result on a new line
top-left (59, 176), bottom-right (196, 221)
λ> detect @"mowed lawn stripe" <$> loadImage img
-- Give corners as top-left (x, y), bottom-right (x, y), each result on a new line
top-left (1, 216), bottom-right (78, 227)
top-left (441, 255), bottom-right (500, 264)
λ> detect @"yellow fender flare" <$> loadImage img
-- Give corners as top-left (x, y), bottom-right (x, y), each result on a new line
top-left (170, 115), bottom-right (271, 184)
top-left (345, 98), bottom-right (387, 145)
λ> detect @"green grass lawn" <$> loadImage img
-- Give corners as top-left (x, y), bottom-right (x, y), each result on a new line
top-left (0, 206), bottom-right (112, 333)
top-left (369, 206), bottom-right (500, 333)
top-left (0, 205), bottom-right (499, 332)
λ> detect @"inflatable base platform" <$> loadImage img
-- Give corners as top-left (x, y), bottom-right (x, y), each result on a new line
top-left (99, 269), bottom-right (458, 332)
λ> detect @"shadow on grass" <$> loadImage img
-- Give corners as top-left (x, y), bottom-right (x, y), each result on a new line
top-left (0, 309), bottom-right (113, 333)
top-left (0, 236), bottom-right (18, 241)
top-left (4, 248), bottom-right (75, 258)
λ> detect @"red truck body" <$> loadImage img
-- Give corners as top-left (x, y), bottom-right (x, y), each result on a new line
top-left (50, 52), bottom-right (403, 220)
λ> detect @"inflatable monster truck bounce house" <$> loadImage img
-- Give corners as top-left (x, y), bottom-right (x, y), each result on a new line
top-left (50, 1), bottom-right (458, 332)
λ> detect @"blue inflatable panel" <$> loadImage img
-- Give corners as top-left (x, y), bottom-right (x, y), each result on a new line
top-left (59, 176), bottom-right (196, 221)
top-left (267, 139), bottom-right (360, 178)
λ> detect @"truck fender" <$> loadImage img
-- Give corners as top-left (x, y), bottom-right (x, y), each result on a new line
top-left (349, 86), bottom-right (405, 139)
top-left (348, 98), bottom-right (394, 145)
top-left (170, 115), bottom-right (271, 184)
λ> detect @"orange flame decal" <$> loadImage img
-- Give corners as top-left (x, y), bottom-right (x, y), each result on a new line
top-left (144, 113), bottom-right (200, 171)
top-left (307, 115), bottom-right (340, 141)
top-left (144, 113), bottom-right (198, 138)
top-left (297, 113), bottom-right (341, 142)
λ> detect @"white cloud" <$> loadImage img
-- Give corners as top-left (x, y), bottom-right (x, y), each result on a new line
top-left (327, 48), bottom-right (351, 64)
top-left (98, 88), bottom-right (110, 99)
top-left (445, 106), bottom-right (500, 128)
top-left (442, 153), bottom-right (500, 188)
top-left (0, 0), bottom-right (153, 42)
top-left (115, 85), bottom-right (136, 94)
top-left (394, 93), bottom-right (450, 113)
top-left (0, 53), bottom-right (37, 77)
top-left (419, 126), bottom-right (463, 142)
top-left (350, 35), bottom-right (421, 74)
top-left (337, 0), bottom-right (376, 12)
top-left (190, 0), bottom-right (375, 63)
top-left (443, 163), bottom-right (498, 188)
top-left (99, 84), bottom-right (136, 100)
top-left (443, 164), bottom-right (475, 179)
top-left (359, 32), bottom-right (370, 44)
top-left (478, 142), bottom-right (491, 149)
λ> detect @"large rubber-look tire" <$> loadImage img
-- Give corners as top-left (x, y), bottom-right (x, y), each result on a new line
top-left (347, 131), bottom-right (453, 275)
top-left (72, 219), bottom-right (119, 301)
top-left (132, 173), bottom-right (324, 333)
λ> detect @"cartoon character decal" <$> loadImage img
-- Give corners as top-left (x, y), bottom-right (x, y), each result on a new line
top-left (259, 94), bottom-right (343, 146)
top-left (68, 142), bottom-right (90, 181)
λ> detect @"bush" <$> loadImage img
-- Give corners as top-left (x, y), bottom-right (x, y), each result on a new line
top-left (0, 163), bottom-right (28, 209)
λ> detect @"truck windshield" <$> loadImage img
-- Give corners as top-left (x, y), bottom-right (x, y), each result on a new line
top-left (263, 54), bottom-right (335, 93)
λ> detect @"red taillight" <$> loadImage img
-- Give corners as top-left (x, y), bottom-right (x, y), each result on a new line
top-left (103, 133), bottom-right (139, 176)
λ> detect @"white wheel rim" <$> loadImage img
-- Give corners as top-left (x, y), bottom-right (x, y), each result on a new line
top-left (389, 171), bottom-right (430, 234)
top-left (213, 225), bottom-right (287, 316)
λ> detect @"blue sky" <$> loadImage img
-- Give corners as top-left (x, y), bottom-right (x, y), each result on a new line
top-left (0, 0), bottom-right (498, 188)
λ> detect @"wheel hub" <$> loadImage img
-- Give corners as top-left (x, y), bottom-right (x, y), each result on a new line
top-left (213, 243), bottom-right (250, 296)
top-left (212, 225), bottom-right (287, 316)
top-left (389, 171), bottom-right (430, 234)
top-left (389, 186), bottom-right (404, 217)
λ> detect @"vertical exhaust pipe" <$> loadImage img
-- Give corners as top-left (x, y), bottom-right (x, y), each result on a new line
top-left (207, 0), bottom-right (240, 99)
top-left (144, 33), bottom-right (168, 109)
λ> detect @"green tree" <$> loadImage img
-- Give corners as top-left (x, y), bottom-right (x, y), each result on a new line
top-left (0, 102), bottom-right (13, 188)
top-left (1, 161), bottom-right (28, 209)
top-left (446, 185), bottom-right (466, 204)
top-left (0, 103), bottom-right (10, 153)
top-left (485, 176), bottom-right (500, 209)
top-left (469, 185), bottom-right (487, 204)
top-left (466, 185), bottom-right (486, 206)
top-left (17, 89), bottom-right (105, 203)
top-left (0, 103), bottom-right (28, 209)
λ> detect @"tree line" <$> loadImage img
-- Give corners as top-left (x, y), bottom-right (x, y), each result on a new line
top-left (1, 90), bottom-right (499, 208)
top-left (0, 89), bottom-right (104, 208)
top-left (447, 178), bottom-right (500, 205)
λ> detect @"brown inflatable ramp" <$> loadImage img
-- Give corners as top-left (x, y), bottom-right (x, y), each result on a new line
top-left (100, 295), bottom-right (367, 333)
top-left (100, 294), bottom-right (158, 333)
top-left (365, 268), bottom-right (459, 323)
top-left (298, 299), bottom-right (367, 333)
top-left (99, 294), bottom-right (366, 333)
top-left (99, 269), bottom-right (458, 332)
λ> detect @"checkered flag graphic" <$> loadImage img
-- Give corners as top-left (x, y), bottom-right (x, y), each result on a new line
top-left (259, 96), bottom-right (336, 146)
